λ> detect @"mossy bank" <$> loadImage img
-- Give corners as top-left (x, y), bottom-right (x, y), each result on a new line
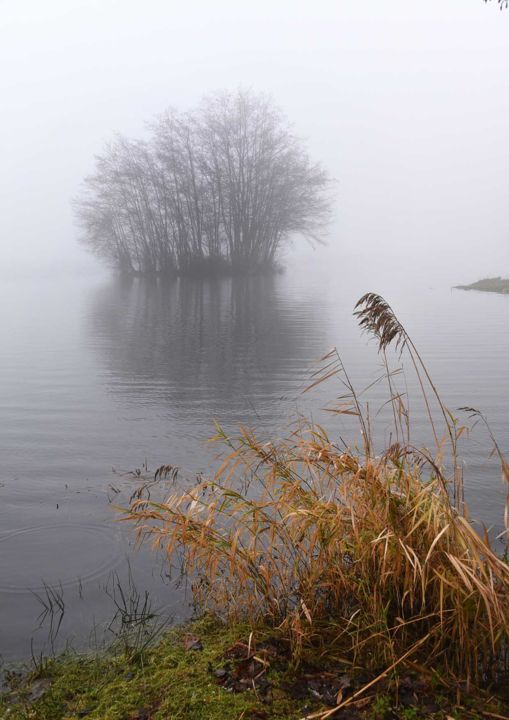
top-left (2, 617), bottom-right (509, 720)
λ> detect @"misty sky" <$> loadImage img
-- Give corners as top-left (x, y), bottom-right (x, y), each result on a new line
top-left (1, 0), bottom-right (508, 279)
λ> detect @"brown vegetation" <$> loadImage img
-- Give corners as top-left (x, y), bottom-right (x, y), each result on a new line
top-left (124, 293), bottom-right (509, 714)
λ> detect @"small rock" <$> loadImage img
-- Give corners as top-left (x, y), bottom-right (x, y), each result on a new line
top-left (28, 678), bottom-right (52, 703)
top-left (338, 673), bottom-right (352, 691)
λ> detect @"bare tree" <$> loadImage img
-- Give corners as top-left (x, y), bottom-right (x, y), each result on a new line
top-left (74, 90), bottom-right (333, 276)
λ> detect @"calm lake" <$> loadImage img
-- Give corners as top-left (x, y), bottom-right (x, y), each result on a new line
top-left (1, 256), bottom-right (508, 662)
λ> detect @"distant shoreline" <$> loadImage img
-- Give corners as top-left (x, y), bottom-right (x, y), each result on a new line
top-left (454, 276), bottom-right (509, 294)
top-left (119, 260), bottom-right (285, 280)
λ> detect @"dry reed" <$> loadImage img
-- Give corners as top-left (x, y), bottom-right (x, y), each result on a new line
top-left (123, 293), bottom-right (509, 688)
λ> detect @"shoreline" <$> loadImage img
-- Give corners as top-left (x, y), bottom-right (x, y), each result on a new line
top-left (2, 616), bottom-right (509, 719)
top-left (116, 261), bottom-right (285, 281)
top-left (455, 276), bottom-right (509, 294)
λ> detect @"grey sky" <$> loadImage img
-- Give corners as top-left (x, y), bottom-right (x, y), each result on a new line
top-left (1, 0), bottom-right (508, 279)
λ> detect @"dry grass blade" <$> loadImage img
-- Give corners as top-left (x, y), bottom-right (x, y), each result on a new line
top-left (355, 293), bottom-right (468, 509)
top-left (302, 633), bottom-right (431, 720)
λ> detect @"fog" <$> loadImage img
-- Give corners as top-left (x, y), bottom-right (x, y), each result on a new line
top-left (1, 0), bottom-right (508, 280)
top-left (4, 1), bottom-right (509, 673)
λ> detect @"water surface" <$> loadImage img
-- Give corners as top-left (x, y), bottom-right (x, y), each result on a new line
top-left (1, 258), bottom-right (508, 661)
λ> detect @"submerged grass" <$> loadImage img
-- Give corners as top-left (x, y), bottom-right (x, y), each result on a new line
top-left (123, 293), bottom-right (509, 713)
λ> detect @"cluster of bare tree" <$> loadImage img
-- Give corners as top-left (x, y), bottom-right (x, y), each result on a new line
top-left (74, 90), bottom-right (332, 276)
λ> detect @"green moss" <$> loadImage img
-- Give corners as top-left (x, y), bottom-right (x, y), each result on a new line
top-left (0, 618), bottom-right (303, 720)
top-left (2, 618), bottom-right (508, 720)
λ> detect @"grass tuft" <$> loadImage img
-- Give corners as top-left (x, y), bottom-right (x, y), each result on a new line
top-left (124, 293), bottom-right (509, 710)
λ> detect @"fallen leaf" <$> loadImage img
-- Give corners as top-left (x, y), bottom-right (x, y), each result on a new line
top-left (184, 634), bottom-right (203, 651)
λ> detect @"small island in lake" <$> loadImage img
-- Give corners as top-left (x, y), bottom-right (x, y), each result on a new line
top-left (74, 89), bottom-right (333, 278)
top-left (455, 276), bottom-right (509, 294)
